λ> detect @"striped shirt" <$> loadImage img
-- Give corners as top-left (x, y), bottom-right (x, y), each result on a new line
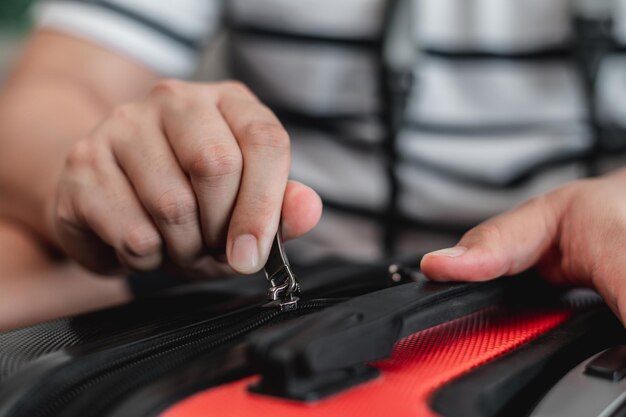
top-left (35, 0), bottom-right (626, 264)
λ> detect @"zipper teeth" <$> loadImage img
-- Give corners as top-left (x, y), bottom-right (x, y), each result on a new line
top-left (18, 299), bottom-right (338, 417)
top-left (36, 311), bottom-right (279, 417)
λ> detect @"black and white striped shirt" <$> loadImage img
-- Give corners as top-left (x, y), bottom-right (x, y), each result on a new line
top-left (36, 0), bottom-right (626, 263)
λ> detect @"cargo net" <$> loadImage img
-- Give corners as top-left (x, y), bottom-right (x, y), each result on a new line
top-left (161, 306), bottom-right (571, 417)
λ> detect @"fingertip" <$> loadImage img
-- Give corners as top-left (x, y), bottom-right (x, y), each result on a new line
top-left (420, 249), bottom-right (463, 282)
top-left (281, 181), bottom-right (322, 240)
top-left (119, 225), bottom-right (163, 271)
top-left (421, 246), bottom-right (505, 282)
top-left (122, 229), bottom-right (161, 258)
top-left (117, 250), bottom-right (163, 272)
top-left (224, 181), bottom-right (321, 273)
top-left (420, 246), bottom-right (467, 278)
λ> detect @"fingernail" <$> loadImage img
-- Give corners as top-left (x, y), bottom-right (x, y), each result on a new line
top-left (426, 246), bottom-right (467, 258)
top-left (230, 234), bottom-right (259, 273)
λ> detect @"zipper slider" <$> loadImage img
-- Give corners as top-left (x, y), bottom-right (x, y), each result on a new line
top-left (262, 229), bottom-right (300, 312)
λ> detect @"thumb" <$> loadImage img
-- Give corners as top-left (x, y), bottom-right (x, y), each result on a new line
top-left (421, 195), bottom-right (561, 282)
top-left (280, 180), bottom-right (323, 241)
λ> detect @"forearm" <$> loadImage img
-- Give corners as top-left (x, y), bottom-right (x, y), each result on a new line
top-left (0, 30), bottom-right (158, 247)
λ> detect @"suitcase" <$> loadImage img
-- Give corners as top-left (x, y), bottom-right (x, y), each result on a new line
top-left (0, 259), bottom-right (622, 417)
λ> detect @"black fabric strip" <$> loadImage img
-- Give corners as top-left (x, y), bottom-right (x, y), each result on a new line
top-left (227, 22), bottom-right (380, 49)
top-left (275, 111), bottom-right (385, 152)
top-left (64, 0), bottom-right (201, 51)
top-left (609, 46), bottom-right (626, 54)
top-left (599, 128), bottom-right (626, 152)
top-left (573, 17), bottom-right (612, 177)
top-left (321, 199), bottom-right (470, 235)
top-left (403, 121), bottom-right (590, 136)
top-left (421, 46), bottom-right (574, 61)
top-left (605, 39), bottom-right (626, 55)
top-left (284, 124), bottom-right (384, 154)
top-left (398, 150), bottom-right (591, 190)
top-left (378, 0), bottom-right (406, 256)
top-left (271, 105), bottom-right (381, 126)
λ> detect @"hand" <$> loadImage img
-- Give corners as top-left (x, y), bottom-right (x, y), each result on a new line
top-left (51, 80), bottom-right (322, 276)
top-left (421, 169), bottom-right (626, 323)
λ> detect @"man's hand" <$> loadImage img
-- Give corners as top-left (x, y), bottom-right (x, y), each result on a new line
top-left (52, 79), bottom-right (322, 276)
top-left (421, 169), bottom-right (626, 323)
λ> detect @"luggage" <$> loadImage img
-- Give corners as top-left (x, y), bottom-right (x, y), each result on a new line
top-left (0, 259), bottom-right (623, 417)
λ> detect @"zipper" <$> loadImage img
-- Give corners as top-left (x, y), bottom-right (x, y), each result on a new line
top-left (6, 299), bottom-right (340, 417)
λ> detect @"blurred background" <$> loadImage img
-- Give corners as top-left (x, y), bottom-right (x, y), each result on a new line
top-left (0, 0), bottom-right (616, 81)
top-left (0, 0), bottom-right (232, 82)
top-left (0, 0), bottom-right (34, 80)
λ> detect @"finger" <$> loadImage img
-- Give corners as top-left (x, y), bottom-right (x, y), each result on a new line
top-left (157, 85), bottom-right (243, 251)
top-left (162, 255), bottom-right (235, 281)
top-left (420, 195), bottom-right (560, 282)
top-left (218, 86), bottom-right (291, 274)
top-left (280, 181), bottom-right (323, 241)
top-left (56, 141), bottom-right (162, 272)
top-left (55, 215), bottom-right (120, 274)
top-left (109, 106), bottom-right (203, 265)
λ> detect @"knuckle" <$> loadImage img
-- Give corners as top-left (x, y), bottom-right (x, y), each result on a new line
top-left (188, 144), bottom-right (243, 181)
top-left (219, 80), bottom-right (252, 96)
top-left (65, 138), bottom-right (111, 177)
top-left (151, 79), bottom-right (186, 99)
top-left (66, 140), bottom-right (93, 167)
top-left (122, 226), bottom-right (162, 258)
top-left (110, 103), bottom-right (140, 125)
top-left (66, 139), bottom-right (109, 171)
top-left (246, 202), bottom-right (275, 235)
top-left (521, 194), bottom-right (559, 230)
top-left (243, 121), bottom-right (290, 152)
top-left (107, 104), bottom-right (144, 142)
top-left (478, 223), bottom-right (504, 243)
top-left (151, 189), bottom-right (198, 226)
top-left (248, 198), bottom-right (275, 221)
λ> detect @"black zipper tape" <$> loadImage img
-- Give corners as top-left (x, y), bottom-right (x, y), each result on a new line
top-left (0, 299), bottom-right (339, 417)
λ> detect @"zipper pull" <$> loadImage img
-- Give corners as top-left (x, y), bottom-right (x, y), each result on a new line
top-left (262, 229), bottom-right (300, 312)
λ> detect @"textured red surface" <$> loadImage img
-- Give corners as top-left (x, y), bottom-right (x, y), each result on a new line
top-left (160, 307), bottom-right (570, 417)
